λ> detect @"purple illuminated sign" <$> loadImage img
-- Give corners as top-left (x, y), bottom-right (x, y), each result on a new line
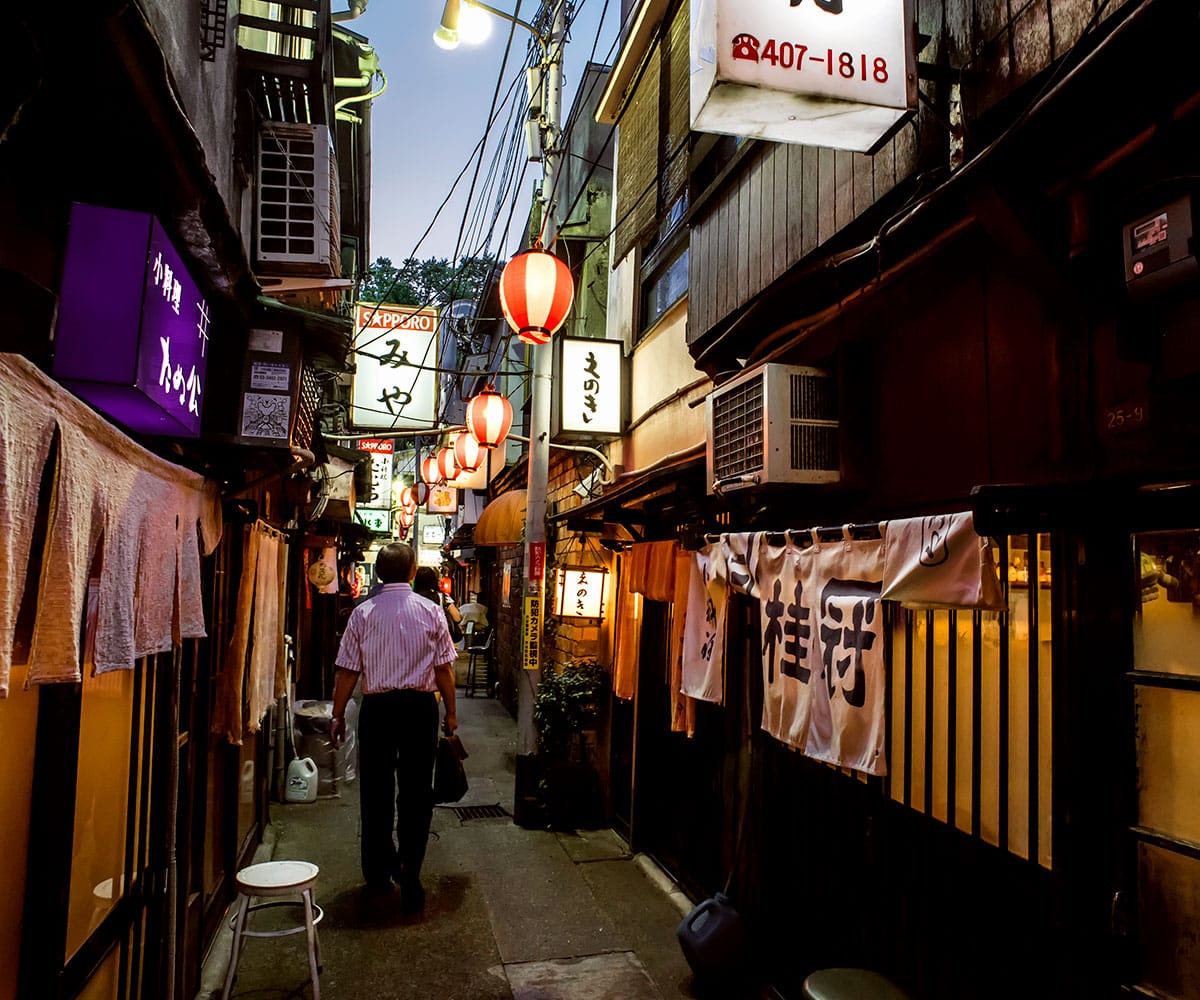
top-left (54, 203), bottom-right (211, 437)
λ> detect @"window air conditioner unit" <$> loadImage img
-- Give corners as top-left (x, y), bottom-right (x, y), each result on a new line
top-left (706, 363), bottom-right (839, 495)
top-left (256, 122), bottom-right (341, 275)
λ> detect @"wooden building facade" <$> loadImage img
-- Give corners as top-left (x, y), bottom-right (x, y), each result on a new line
top-left (598, 1), bottom-right (1200, 997)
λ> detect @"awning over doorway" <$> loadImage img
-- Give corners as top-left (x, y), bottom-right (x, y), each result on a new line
top-left (473, 490), bottom-right (527, 546)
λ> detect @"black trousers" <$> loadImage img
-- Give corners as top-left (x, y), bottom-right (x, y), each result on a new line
top-left (357, 689), bottom-right (438, 886)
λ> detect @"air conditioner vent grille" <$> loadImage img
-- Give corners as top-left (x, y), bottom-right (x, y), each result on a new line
top-left (706, 363), bottom-right (840, 493)
top-left (711, 377), bottom-right (765, 481)
top-left (256, 123), bottom-right (339, 274)
top-left (791, 370), bottom-right (836, 421)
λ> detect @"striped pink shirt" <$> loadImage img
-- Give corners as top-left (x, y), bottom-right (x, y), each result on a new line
top-left (334, 583), bottom-right (458, 694)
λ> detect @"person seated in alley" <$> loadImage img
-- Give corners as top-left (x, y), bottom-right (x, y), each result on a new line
top-left (330, 542), bottom-right (458, 911)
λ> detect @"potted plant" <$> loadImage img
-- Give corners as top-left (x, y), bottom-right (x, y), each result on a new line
top-left (533, 659), bottom-right (609, 829)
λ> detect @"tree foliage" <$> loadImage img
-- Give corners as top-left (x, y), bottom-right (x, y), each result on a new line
top-left (358, 254), bottom-right (498, 308)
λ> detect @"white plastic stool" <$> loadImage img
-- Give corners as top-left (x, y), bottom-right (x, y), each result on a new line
top-left (221, 860), bottom-right (323, 1000)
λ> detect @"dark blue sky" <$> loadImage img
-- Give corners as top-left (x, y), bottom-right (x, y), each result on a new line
top-left (351, 1), bottom-right (618, 265)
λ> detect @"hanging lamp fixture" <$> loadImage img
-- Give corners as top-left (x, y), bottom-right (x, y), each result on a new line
top-left (453, 429), bottom-right (485, 473)
top-left (465, 384), bottom-right (513, 449)
top-left (436, 444), bottom-right (460, 482)
top-left (420, 455), bottom-right (440, 486)
top-left (498, 244), bottom-right (574, 345)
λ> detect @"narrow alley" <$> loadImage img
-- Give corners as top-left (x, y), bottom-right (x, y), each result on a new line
top-left (199, 694), bottom-right (706, 1000)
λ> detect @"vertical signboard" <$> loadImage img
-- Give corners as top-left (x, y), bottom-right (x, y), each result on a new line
top-left (54, 203), bottom-right (212, 437)
top-left (691, 0), bottom-right (917, 153)
top-left (357, 438), bottom-right (395, 508)
top-left (553, 337), bottom-right (624, 438)
top-left (351, 303), bottom-right (440, 428)
top-left (522, 595), bottom-right (542, 671)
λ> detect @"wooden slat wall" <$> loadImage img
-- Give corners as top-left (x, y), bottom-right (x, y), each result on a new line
top-left (687, 0), bottom-right (1128, 347)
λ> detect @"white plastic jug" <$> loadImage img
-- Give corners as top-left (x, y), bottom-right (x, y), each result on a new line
top-left (285, 757), bottom-right (319, 803)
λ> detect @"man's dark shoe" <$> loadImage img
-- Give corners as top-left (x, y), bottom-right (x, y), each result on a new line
top-left (399, 879), bottom-right (426, 913)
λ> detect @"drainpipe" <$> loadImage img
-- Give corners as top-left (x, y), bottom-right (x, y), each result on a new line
top-left (332, 0), bottom-right (368, 21)
top-left (334, 44), bottom-right (387, 122)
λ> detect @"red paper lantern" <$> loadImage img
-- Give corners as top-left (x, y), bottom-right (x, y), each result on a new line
top-left (453, 429), bottom-right (484, 473)
top-left (410, 481), bottom-right (429, 506)
top-left (398, 508), bottom-right (414, 527)
top-left (400, 486), bottom-right (418, 513)
top-left (499, 247), bottom-right (574, 345)
top-left (466, 385), bottom-right (512, 449)
top-left (436, 445), bottom-right (459, 482)
top-left (420, 455), bottom-right (440, 485)
top-left (439, 576), bottom-right (453, 595)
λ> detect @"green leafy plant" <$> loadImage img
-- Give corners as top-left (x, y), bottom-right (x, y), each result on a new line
top-left (533, 659), bottom-right (609, 760)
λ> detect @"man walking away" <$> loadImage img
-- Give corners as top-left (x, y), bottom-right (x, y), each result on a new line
top-left (330, 542), bottom-right (457, 910)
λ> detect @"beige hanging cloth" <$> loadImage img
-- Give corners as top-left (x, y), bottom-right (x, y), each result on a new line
top-left (0, 354), bottom-right (222, 692)
top-left (668, 551), bottom-right (697, 736)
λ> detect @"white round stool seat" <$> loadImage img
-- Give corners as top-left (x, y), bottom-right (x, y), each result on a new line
top-left (236, 860), bottom-right (319, 896)
top-left (222, 860), bottom-right (323, 1000)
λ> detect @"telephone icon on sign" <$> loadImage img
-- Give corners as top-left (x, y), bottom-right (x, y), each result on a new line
top-left (731, 33), bottom-right (760, 62)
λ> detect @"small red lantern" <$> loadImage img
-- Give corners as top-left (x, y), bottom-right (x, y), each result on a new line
top-left (420, 455), bottom-right (440, 485)
top-left (453, 429), bottom-right (484, 473)
top-left (466, 385), bottom-right (513, 449)
top-left (499, 247), bottom-right (574, 345)
top-left (400, 486), bottom-right (418, 513)
top-left (398, 508), bottom-right (414, 528)
top-left (439, 576), bottom-right (453, 595)
top-left (436, 445), bottom-right (459, 482)
top-left (409, 481), bottom-right (429, 506)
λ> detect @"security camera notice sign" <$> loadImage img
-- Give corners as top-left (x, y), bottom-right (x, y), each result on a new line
top-left (522, 595), bottom-right (542, 671)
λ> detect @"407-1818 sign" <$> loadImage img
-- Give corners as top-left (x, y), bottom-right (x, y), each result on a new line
top-left (733, 34), bottom-right (891, 84)
top-left (691, 0), bottom-right (916, 153)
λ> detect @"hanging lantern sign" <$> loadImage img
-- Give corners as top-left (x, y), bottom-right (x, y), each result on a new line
top-left (410, 481), bottom-right (430, 506)
top-left (553, 337), bottom-right (624, 439)
top-left (400, 486), bottom-right (418, 513)
top-left (499, 248), bottom-right (574, 345)
top-left (453, 429), bottom-right (485, 473)
top-left (420, 455), bottom-right (441, 485)
top-left (466, 385), bottom-right (513, 449)
top-left (436, 445), bottom-right (460, 482)
top-left (690, 0), bottom-right (917, 154)
top-left (553, 565), bottom-right (608, 620)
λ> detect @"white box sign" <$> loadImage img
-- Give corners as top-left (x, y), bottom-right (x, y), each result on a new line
top-left (556, 337), bottom-right (623, 437)
top-left (351, 304), bottom-right (440, 428)
top-left (691, 0), bottom-right (916, 153)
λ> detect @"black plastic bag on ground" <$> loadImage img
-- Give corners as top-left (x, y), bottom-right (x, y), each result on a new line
top-left (433, 733), bottom-right (469, 803)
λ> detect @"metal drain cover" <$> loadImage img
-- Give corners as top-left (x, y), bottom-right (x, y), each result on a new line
top-left (449, 804), bottom-right (508, 821)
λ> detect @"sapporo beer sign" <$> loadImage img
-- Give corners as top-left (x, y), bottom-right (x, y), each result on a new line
top-left (351, 303), bottom-right (439, 428)
top-left (691, 0), bottom-right (916, 153)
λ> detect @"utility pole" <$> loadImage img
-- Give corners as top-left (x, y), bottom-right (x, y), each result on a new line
top-left (514, 0), bottom-right (565, 826)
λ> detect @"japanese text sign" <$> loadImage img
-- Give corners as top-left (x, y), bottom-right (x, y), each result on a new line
top-left (357, 438), bottom-right (394, 507)
top-left (555, 337), bottom-right (623, 438)
top-left (554, 566), bottom-right (606, 619)
top-left (351, 303), bottom-right (439, 428)
top-left (690, 0), bottom-right (917, 153)
top-left (54, 203), bottom-right (212, 437)
top-left (522, 595), bottom-right (542, 671)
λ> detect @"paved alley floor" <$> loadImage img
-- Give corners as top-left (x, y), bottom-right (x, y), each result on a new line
top-left (202, 694), bottom-right (703, 1000)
